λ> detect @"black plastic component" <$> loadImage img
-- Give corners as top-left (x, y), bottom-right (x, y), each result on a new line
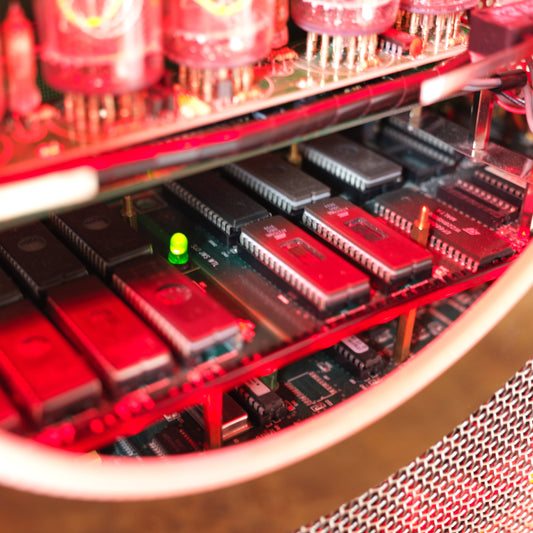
top-left (373, 189), bottom-right (514, 272)
top-left (47, 276), bottom-right (174, 397)
top-left (300, 134), bottom-right (402, 196)
top-left (112, 256), bottom-right (241, 362)
top-left (437, 179), bottom-right (519, 229)
top-left (0, 222), bottom-right (87, 300)
top-left (240, 215), bottom-right (370, 311)
top-left (165, 170), bottom-right (270, 243)
top-left (469, 2), bottom-right (533, 56)
top-left (303, 196), bottom-right (433, 286)
top-left (152, 425), bottom-right (199, 455)
top-left (0, 267), bottom-right (22, 308)
top-left (493, 70), bottom-right (528, 93)
top-left (232, 377), bottom-right (287, 426)
top-left (334, 336), bottom-right (385, 380)
top-left (225, 152), bottom-right (330, 214)
top-left (471, 168), bottom-right (525, 207)
top-left (50, 203), bottom-right (153, 278)
top-left (0, 386), bottom-right (22, 432)
top-left (376, 123), bottom-right (458, 183)
top-left (0, 299), bottom-right (101, 426)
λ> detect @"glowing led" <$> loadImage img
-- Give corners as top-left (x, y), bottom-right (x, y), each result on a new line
top-left (168, 232), bottom-right (189, 265)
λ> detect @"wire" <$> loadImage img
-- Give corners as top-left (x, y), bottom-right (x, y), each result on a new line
top-left (463, 78), bottom-right (502, 91)
top-left (499, 91), bottom-right (525, 107)
top-left (523, 84), bottom-right (533, 131)
top-left (524, 57), bottom-right (533, 133)
top-left (496, 95), bottom-right (526, 115)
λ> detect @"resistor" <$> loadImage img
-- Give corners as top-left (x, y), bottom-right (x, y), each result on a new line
top-left (3, 2), bottom-right (41, 117)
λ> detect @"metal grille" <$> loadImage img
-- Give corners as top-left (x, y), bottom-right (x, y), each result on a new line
top-left (298, 360), bottom-right (533, 533)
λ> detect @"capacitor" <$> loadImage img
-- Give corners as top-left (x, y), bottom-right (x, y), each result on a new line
top-left (291, 0), bottom-right (400, 69)
top-left (164, 0), bottom-right (276, 102)
top-left (3, 2), bottom-right (41, 117)
top-left (396, 0), bottom-right (476, 49)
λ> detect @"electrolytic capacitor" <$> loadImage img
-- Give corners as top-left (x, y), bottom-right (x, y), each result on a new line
top-left (3, 2), bottom-right (41, 117)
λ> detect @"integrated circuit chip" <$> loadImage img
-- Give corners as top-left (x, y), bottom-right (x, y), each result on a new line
top-left (0, 267), bottom-right (22, 308)
top-left (334, 335), bottom-right (385, 379)
top-left (471, 168), bottom-right (525, 207)
top-left (50, 203), bottom-right (153, 278)
top-left (240, 215), bottom-right (370, 311)
top-left (165, 171), bottom-right (270, 242)
top-left (0, 300), bottom-right (101, 425)
top-left (303, 197), bottom-right (433, 284)
top-left (225, 153), bottom-right (330, 214)
top-left (112, 256), bottom-right (242, 362)
top-left (373, 189), bottom-right (514, 271)
top-left (0, 386), bottom-right (22, 431)
top-left (232, 377), bottom-right (287, 426)
top-left (47, 276), bottom-right (174, 396)
top-left (437, 179), bottom-right (519, 229)
top-left (0, 222), bottom-right (87, 300)
top-left (300, 134), bottom-right (402, 193)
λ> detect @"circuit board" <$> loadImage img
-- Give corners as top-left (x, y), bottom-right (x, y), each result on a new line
top-left (0, 113), bottom-right (527, 452)
top-left (106, 284), bottom-right (487, 458)
top-left (0, 30), bottom-right (467, 185)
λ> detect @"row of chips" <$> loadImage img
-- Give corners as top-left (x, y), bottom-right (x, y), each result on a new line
top-left (166, 134), bottom-right (515, 313)
top-left (0, 204), bottom-right (243, 430)
top-left (0, 132), bottom-right (518, 435)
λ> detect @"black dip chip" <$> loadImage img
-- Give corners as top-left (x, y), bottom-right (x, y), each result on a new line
top-left (373, 189), bottom-right (514, 272)
top-left (225, 153), bottom-right (330, 214)
top-left (165, 170), bottom-right (270, 242)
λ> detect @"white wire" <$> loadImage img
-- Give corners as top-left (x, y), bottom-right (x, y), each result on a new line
top-left (0, 166), bottom-right (99, 223)
top-left (463, 77), bottom-right (501, 91)
top-left (523, 58), bottom-right (533, 133)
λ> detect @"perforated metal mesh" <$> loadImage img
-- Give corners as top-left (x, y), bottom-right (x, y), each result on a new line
top-left (298, 360), bottom-right (533, 533)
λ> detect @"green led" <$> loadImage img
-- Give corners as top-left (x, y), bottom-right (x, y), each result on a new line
top-left (168, 232), bottom-right (189, 265)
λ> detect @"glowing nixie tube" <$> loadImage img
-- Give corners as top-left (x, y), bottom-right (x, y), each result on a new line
top-left (291, 0), bottom-right (400, 70)
top-left (396, 0), bottom-right (477, 50)
top-left (33, 0), bottom-right (163, 95)
top-left (164, 0), bottom-right (276, 102)
top-left (401, 0), bottom-right (477, 13)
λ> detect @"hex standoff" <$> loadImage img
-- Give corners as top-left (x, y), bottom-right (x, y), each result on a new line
top-left (121, 195), bottom-right (137, 230)
top-left (393, 204), bottom-right (430, 363)
top-left (411, 205), bottom-right (430, 246)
